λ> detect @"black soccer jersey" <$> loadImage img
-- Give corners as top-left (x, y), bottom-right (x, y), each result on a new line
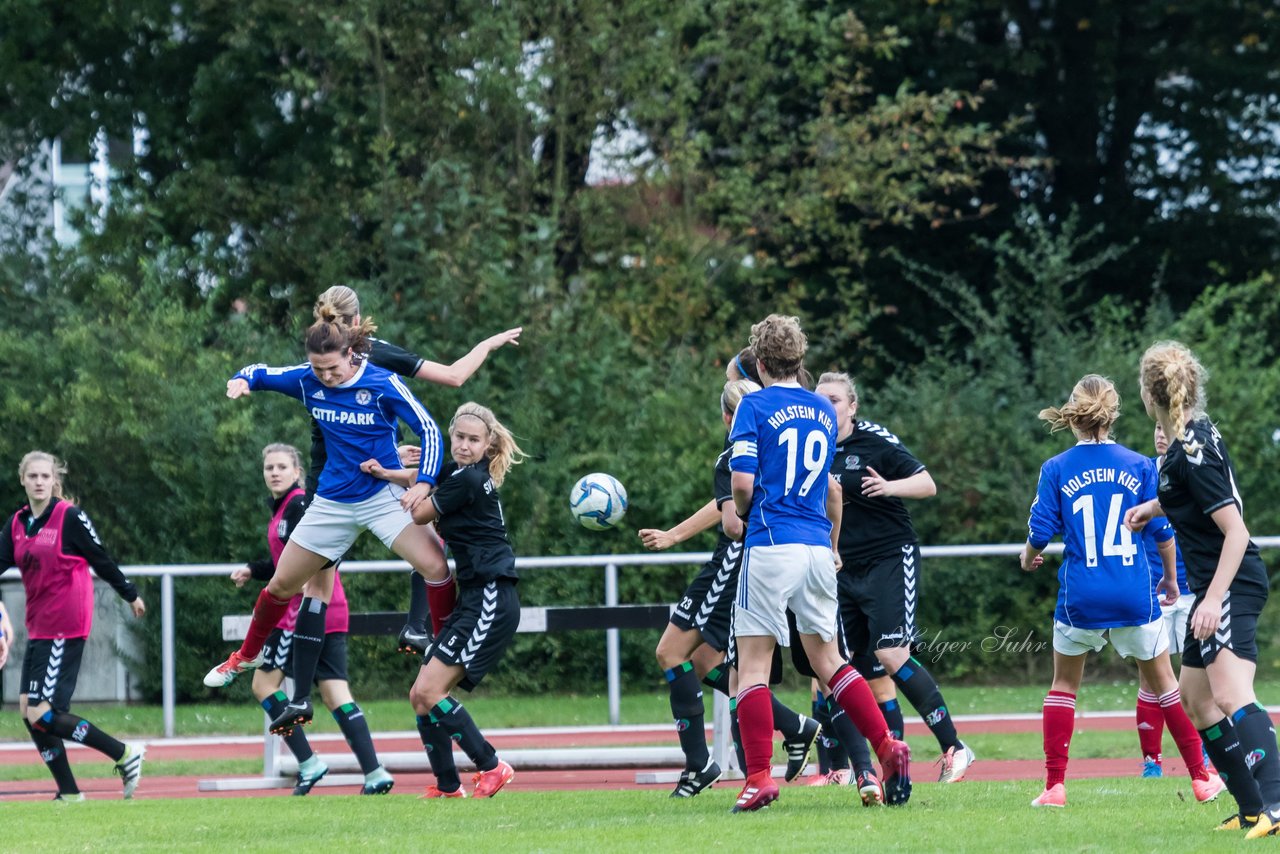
top-left (431, 458), bottom-right (517, 586)
top-left (831, 420), bottom-right (927, 562)
top-left (1158, 417), bottom-right (1268, 598)
top-left (307, 337), bottom-right (426, 494)
top-left (706, 436), bottom-right (736, 565)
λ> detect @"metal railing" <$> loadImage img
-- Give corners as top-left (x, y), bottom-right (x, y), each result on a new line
top-left (11, 537), bottom-right (1280, 739)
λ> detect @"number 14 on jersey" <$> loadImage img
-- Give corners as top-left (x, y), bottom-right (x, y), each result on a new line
top-left (1071, 493), bottom-right (1137, 567)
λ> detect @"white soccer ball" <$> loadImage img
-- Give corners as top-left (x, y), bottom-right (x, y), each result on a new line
top-left (569, 473), bottom-right (628, 531)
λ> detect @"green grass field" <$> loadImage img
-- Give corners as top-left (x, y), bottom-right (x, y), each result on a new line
top-left (0, 780), bottom-right (1254, 853)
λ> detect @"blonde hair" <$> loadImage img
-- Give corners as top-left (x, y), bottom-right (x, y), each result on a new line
top-left (314, 286), bottom-right (361, 324)
top-left (721, 379), bottom-right (762, 416)
top-left (18, 450), bottom-right (75, 505)
top-left (749, 315), bottom-right (808, 380)
top-left (307, 301), bottom-right (377, 357)
top-left (1039, 374), bottom-right (1120, 440)
top-left (449, 402), bottom-right (528, 488)
top-left (816, 371), bottom-right (858, 405)
top-left (262, 443), bottom-right (306, 483)
top-left (1140, 341), bottom-right (1208, 431)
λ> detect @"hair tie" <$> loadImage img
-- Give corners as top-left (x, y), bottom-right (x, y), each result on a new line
top-left (734, 353), bottom-right (748, 380)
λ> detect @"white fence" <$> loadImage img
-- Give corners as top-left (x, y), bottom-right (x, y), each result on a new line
top-left (5, 538), bottom-right (1280, 740)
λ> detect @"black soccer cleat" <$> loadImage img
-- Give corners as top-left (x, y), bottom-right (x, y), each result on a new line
top-left (670, 759), bottom-right (722, 798)
top-left (270, 699), bottom-right (314, 736)
top-left (397, 625), bottom-right (431, 657)
top-left (783, 716), bottom-right (822, 783)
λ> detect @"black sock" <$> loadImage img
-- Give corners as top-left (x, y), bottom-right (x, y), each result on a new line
top-left (262, 691), bottom-right (313, 762)
top-left (666, 663), bottom-right (709, 770)
top-left (407, 572), bottom-right (429, 633)
top-left (431, 697), bottom-right (497, 773)
top-left (813, 695), bottom-right (832, 774)
top-left (892, 658), bottom-right (960, 751)
top-left (24, 719), bottom-right (79, 794)
top-left (416, 714), bottom-right (461, 792)
top-left (290, 598), bottom-right (327, 702)
top-left (702, 665), bottom-right (731, 698)
top-left (828, 696), bottom-right (873, 775)
top-left (771, 695), bottom-right (804, 739)
top-left (729, 702), bottom-right (747, 773)
top-left (1234, 703), bottom-right (1280, 804)
top-left (332, 702), bottom-right (380, 775)
top-left (879, 698), bottom-right (905, 742)
top-left (1202, 717), bottom-right (1265, 815)
top-left (36, 710), bottom-right (124, 762)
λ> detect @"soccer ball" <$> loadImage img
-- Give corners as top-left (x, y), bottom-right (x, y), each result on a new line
top-left (569, 473), bottom-right (628, 530)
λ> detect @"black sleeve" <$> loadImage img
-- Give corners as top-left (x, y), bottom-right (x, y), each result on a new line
top-left (307, 417), bottom-right (325, 496)
top-left (881, 439), bottom-right (926, 482)
top-left (63, 507), bottom-right (137, 603)
top-left (369, 338), bottom-right (426, 378)
top-left (431, 464), bottom-right (475, 517)
top-left (0, 514), bottom-right (14, 574)
top-left (1185, 438), bottom-right (1239, 516)
top-left (247, 557), bottom-right (275, 582)
top-left (713, 451), bottom-right (733, 509)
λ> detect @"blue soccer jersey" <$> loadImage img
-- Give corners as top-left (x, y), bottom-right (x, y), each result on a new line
top-left (1027, 442), bottom-right (1171, 629)
top-left (728, 383), bottom-right (838, 548)
top-left (235, 359), bottom-right (443, 503)
top-left (1142, 455), bottom-right (1190, 596)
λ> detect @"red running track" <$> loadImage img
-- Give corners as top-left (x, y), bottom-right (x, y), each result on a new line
top-left (0, 713), bottom-right (1230, 801)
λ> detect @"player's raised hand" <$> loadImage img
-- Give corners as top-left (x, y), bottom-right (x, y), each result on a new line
top-left (226, 378), bottom-right (251, 399)
top-left (861, 467), bottom-right (891, 498)
top-left (638, 529), bottom-right (675, 551)
top-left (485, 327), bottom-right (523, 351)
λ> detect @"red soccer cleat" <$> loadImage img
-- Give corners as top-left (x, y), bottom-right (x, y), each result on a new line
top-left (420, 785), bottom-right (466, 799)
top-left (472, 760), bottom-right (515, 798)
top-left (731, 771), bottom-right (780, 813)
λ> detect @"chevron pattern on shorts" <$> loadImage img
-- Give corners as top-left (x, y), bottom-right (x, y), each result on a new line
top-left (274, 631), bottom-right (294, 669)
top-left (460, 583), bottom-right (498, 664)
top-left (42, 638), bottom-right (65, 702)
top-left (902, 545), bottom-right (918, 636)
top-left (694, 542), bottom-right (741, 629)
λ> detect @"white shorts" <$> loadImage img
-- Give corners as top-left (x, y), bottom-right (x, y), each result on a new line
top-left (1052, 618), bottom-right (1170, 661)
top-left (734, 544), bottom-right (837, 645)
top-left (1161, 593), bottom-right (1195, 654)
top-left (288, 485), bottom-right (415, 562)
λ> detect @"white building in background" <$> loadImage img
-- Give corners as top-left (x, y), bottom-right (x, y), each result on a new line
top-left (1, 133), bottom-right (112, 250)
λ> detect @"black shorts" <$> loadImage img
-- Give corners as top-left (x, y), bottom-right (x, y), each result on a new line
top-left (260, 628), bottom-right (349, 683)
top-left (425, 579), bottom-right (519, 691)
top-left (669, 541), bottom-right (742, 653)
top-left (787, 610), bottom-right (887, 680)
top-left (838, 544), bottom-right (920, 657)
top-left (1182, 590), bottom-right (1266, 668)
top-left (22, 637), bottom-right (86, 712)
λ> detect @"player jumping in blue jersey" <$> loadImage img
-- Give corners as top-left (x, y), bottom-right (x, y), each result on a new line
top-left (1021, 374), bottom-right (1222, 808)
top-left (203, 305), bottom-right (450, 737)
top-left (727, 314), bottom-right (910, 813)
top-left (1127, 342), bottom-right (1280, 837)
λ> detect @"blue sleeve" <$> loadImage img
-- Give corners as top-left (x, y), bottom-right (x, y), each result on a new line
top-left (727, 398), bottom-right (759, 474)
top-left (234, 363), bottom-right (310, 401)
top-left (384, 374), bottom-right (444, 486)
top-left (1142, 461), bottom-right (1174, 543)
top-left (1027, 462), bottom-right (1061, 549)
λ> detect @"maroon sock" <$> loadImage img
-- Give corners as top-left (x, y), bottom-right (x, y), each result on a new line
top-left (827, 664), bottom-right (890, 753)
top-left (1043, 691), bottom-right (1076, 788)
top-left (426, 576), bottom-right (458, 636)
top-left (736, 684), bottom-right (775, 778)
top-left (1136, 689), bottom-right (1164, 762)
top-left (1160, 688), bottom-right (1208, 780)
top-left (241, 589), bottom-right (292, 659)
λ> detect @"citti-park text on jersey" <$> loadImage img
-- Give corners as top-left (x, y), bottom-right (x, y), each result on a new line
top-left (1059, 467), bottom-right (1141, 498)
top-left (766, 405), bottom-right (834, 432)
top-left (310, 407), bottom-right (375, 426)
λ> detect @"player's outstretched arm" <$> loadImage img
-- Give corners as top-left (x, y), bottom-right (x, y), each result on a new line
top-left (415, 327), bottom-right (523, 388)
top-left (638, 499), bottom-right (720, 551)
top-left (862, 467), bottom-right (935, 500)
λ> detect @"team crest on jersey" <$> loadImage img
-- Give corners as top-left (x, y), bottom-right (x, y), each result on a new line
top-left (845, 456), bottom-right (860, 470)
top-left (355, 389), bottom-right (372, 405)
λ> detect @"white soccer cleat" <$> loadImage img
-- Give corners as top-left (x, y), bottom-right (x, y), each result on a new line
top-left (202, 649), bottom-right (266, 688)
top-left (115, 743), bottom-right (145, 799)
top-left (938, 743), bottom-right (976, 783)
